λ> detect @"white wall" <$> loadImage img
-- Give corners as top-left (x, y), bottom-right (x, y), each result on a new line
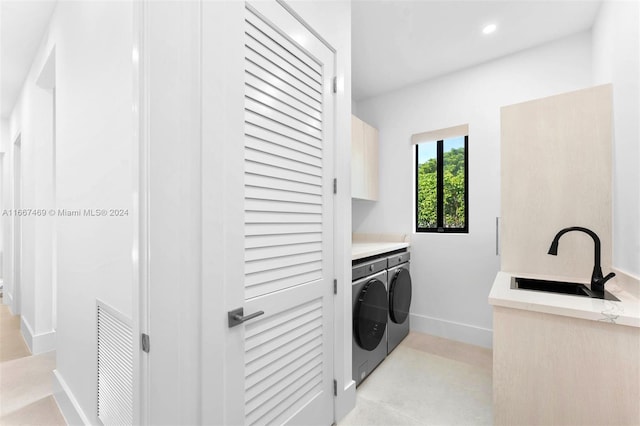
top-left (6, 29), bottom-right (56, 352)
top-left (54, 2), bottom-right (134, 423)
top-left (145, 2), bottom-right (205, 424)
top-left (0, 120), bottom-right (7, 287)
top-left (592, 0), bottom-right (640, 277)
top-left (354, 32), bottom-right (593, 348)
top-left (6, 1), bottom-right (136, 424)
top-left (0, 120), bottom-right (6, 152)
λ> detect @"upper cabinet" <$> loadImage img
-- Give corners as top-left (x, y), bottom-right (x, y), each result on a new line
top-left (351, 115), bottom-right (379, 201)
top-left (501, 85), bottom-right (613, 279)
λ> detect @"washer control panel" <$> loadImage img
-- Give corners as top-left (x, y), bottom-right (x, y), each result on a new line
top-left (352, 258), bottom-right (387, 281)
top-left (387, 251), bottom-right (410, 268)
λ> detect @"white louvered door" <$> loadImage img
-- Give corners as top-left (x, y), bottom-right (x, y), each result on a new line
top-left (230, 2), bottom-right (336, 425)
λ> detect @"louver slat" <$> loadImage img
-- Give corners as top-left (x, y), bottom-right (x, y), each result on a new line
top-left (245, 48), bottom-right (322, 105)
top-left (244, 232), bottom-right (322, 249)
top-left (245, 143), bottom-right (321, 176)
top-left (244, 15), bottom-right (322, 77)
top-left (97, 302), bottom-right (133, 426)
top-left (244, 174), bottom-right (321, 196)
top-left (245, 85), bottom-right (322, 131)
top-left (245, 110), bottom-right (322, 150)
top-left (246, 98), bottom-right (322, 140)
top-left (245, 73), bottom-right (322, 121)
top-left (245, 66), bottom-right (321, 113)
top-left (245, 123), bottom-right (322, 158)
top-left (244, 36), bottom-right (322, 97)
top-left (244, 271), bottom-right (323, 300)
top-left (242, 297), bottom-right (323, 426)
top-left (245, 242), bottom-right (322, 263)
top-left (245, 135), bottom-right (322, 167)
top-left (245, 326), bottom-right (322, 383)
top-left (245, 198), bottom-right (322, 214)
top-left (244, 186), bottom-right (321, 207)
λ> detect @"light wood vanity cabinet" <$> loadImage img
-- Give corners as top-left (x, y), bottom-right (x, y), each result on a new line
top-left (493, 306), bottom-right (640, 426)
top-left (351, 115), bottom-right (378, 201)
top-left (493, 85), bottom-right (640, 425)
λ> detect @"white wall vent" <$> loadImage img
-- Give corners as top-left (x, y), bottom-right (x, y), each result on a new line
top-left (97, 300), bottom-right (133, 425)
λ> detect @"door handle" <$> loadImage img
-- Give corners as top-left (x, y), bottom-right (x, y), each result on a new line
top-left (228, 307), bottom-right (264, 328)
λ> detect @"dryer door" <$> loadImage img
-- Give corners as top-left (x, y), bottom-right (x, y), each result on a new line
top-left (354, 278), bottom-right (388, 351)
top-left (389, 266), bottom-right (412, 324)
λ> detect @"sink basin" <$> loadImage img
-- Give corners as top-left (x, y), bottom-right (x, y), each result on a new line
top-left (511, 277), bottom-right (619, 301)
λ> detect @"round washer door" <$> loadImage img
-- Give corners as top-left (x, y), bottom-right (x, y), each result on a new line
top-left (389, 267), bottom-right (412, 324)
top-left (353, 278), bottom-right (388, 351)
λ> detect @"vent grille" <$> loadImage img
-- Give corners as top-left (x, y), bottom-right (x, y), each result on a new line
top-left (97, 301), bottom-right (133, 425)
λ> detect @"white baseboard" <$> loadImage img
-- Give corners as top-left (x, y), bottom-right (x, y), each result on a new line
top-left (20, 316), bottom-right (56, 354)
top-left (410, 313), bottom-right (493, 349)
top-left (20, 317), bottom-right (34, 352)
top-left (335, 379), bottom-right (356, 423)
top-left (53, 370), bottom-right (93, 426)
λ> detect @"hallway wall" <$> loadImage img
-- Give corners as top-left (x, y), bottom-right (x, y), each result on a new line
top-left (7, 40), bottom-right (56, 353)
top-left (1, 119), bottom-right (8, 292)
top-left (55, 2), bottom-right (135, 424)
top-left (6, 1), bottom-right (135, 424)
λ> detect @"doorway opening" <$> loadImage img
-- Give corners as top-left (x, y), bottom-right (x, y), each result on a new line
top-left (13, 135), bottom-right (22, 315)
top-left (36, 47), bottom-right (57, 332)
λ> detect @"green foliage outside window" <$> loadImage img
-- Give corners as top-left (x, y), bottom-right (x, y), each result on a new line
top-left (417, 145), bottom-right (466, 230)
top-left (417, 158), bottom-right (437, 228)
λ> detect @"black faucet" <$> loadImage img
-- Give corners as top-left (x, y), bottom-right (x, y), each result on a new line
top-left (547, 226), bottom-right (615, 293)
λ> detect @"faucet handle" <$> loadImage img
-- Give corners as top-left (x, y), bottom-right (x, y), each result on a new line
top-left (592, 272), bottom-right (616, 293)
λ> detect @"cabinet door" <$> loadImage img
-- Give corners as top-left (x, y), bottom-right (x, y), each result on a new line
top-left (501, 85), bottom-right (612, 277)
top-left (363, 122), bottom-right (379, 200)
top-left (351, 115), bottom-right (366, 199)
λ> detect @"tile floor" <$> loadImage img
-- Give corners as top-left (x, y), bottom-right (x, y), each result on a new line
top-left (0, 296), bottom-right (66, 425)
top-left (339, 332), bottom-right (493, 426)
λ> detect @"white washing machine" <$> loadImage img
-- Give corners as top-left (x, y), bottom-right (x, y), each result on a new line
top-left (352, 257), bottom-right (388, 386)
top-left (386, 251), bottom-right (411, 354)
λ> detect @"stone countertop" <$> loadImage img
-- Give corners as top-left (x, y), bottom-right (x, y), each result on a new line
top-left (489, 271), bottom-right (640, 327)
top-left (352, 242), bottom-right (410, 261)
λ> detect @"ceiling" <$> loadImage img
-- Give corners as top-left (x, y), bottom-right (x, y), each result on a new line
top-left (1, 0), bottom-right (57, 119)
top-left (0, 1), bottom-right (603, 116)
top-left (352, 0), bottom-right (602, 101)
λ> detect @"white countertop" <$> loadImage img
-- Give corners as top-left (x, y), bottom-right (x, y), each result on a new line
top-left (352, 242), bottom-right (410, 260)
top-left (489, 271), bottom-right (640, 327)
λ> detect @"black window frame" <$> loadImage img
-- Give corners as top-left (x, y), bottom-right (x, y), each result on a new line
top-left (415, 135), bottom-right (469, 233)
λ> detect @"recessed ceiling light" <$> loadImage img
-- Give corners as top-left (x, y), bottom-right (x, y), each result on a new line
top-left (482, 24), bottom-right (497, 35)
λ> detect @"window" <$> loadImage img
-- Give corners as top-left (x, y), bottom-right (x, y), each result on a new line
top-left (415, 135), bottom-right (468, 233)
